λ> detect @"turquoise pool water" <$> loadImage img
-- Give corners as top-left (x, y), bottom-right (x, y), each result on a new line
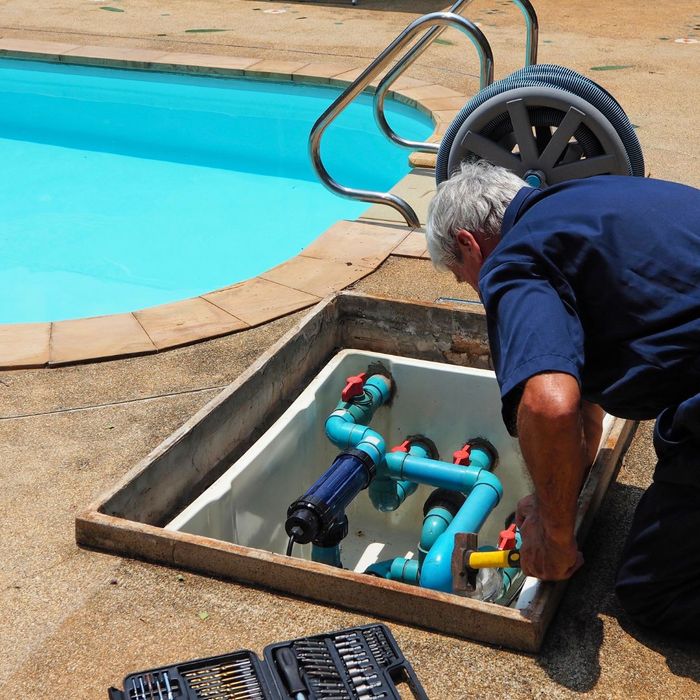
top-left (0, 58), bottom-right (433, 323)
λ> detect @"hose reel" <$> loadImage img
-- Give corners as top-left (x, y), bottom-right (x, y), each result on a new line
top-left (436, 64), bottom-right (644, 187)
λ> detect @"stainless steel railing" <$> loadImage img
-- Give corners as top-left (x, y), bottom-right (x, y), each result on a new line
top-left (308, 1), bottom-right (539, 227)
top-left (373, 0), bottom-right (538, 154)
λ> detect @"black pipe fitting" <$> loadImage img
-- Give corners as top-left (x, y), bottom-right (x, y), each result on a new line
top-left (466, 436), bottom-right (499, 470)
top-left (422, 488), bottom-right (466, 518)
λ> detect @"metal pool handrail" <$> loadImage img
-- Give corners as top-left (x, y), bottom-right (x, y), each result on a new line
top-left (373, 0), bottom-right (539, 154)
top-left (308, 11), bottom-right (495, 228)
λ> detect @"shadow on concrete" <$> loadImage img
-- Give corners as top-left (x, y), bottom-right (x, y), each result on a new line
top-left (270, 0), bottom-right (458, 16)
top-left (536, 478), bottom-right (700, 690)
top-left (616, 614), bottom-right (700, 684)
top-left (536, 480), bottom-right (640, 691)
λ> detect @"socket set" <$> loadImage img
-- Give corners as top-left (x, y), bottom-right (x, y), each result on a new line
top-left (108, 624), bottom-right (427, 700)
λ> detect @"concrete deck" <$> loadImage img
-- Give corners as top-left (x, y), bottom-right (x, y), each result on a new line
top-left (1, 1), bottom-right (699, 698)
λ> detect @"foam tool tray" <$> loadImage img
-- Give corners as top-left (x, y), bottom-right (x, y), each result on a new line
top-left (108, 623), bottom-right (428, 700)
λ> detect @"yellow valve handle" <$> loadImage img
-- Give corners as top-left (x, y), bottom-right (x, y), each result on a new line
top-left (468, 549), bottom-right (521, 569)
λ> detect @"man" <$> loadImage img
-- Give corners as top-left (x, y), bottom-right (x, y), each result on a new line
top-left (426, 159), bottom-right (700, 637)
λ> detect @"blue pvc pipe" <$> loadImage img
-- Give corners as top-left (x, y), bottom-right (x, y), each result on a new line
top-left (361, 375), bottom-right (392, 406)
top-left (500, 530), bottom-right (523, 595)
top-left (325, 374), bottom-right (392, 465)
top-left (365, 558), bottom-right (420, 585)
top-left (418, 505), bottom-right (454, 563)
top-left (368, 475), bottom-right (415, 512)
top-left (384, 452), bottom-right (483, 492)
top-left (369, 441), bottom-right (427, 512)
top-left (468, 446), bottom-right (492, 470)
top-left (391, 557), bottom-right (420, 585)
top-left (311, 544), bottom-right (342, 568)
top-left (364, 559), bottom-right (393, 578)
top-left (502, 566), bottom-right (520, 592)
top-left (419, 470), bottom-right (503, 592)
top-left (325, 417), bottom-right (386, 465)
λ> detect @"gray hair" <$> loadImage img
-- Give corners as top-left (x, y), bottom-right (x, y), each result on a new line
top-left (426, 160), bottom-right (528, 270)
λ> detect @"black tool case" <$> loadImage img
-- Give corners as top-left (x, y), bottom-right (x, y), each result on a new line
top-left (108, 623), bottom-right (428, 700)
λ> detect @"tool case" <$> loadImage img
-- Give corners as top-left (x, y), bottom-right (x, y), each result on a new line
top-left (108, 623), bottom-right (428, 700)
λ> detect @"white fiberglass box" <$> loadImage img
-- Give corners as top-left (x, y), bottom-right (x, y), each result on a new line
top-left (168, 349), bottom-right (613, 606)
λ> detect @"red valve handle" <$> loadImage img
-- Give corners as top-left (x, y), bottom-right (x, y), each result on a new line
top-left (341, 372), bottom-right (367, 402)
top-left (452, 444), bottom-right (471, 466)
top-left (498, 523), bottom-right (518, 550)
top-left (390, 439), bottom-right (412, 453)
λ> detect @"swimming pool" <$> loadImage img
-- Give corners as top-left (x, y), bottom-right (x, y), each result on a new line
top-left (1, 58), bottom-right (433, 324)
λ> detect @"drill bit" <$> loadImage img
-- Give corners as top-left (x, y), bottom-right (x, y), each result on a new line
top-left (187, 669), bottom-right (258, 685)
top-left (162, 671), bottom-right (174, 700)
top-left (145, 673), bottom-right (156, 699)
top-left (183, 660), bottom-right (253, 680)
top-left (196, 683), bottom-right (265, 700)
top-left (153, 673), bottom-right (164, 700)
top-left (188, 675), bottom-right (261, 694)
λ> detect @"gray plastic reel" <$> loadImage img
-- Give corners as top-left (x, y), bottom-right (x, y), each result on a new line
top-left (436, 64), bottom-right (644, 187)
top-left (445, 86), bottom-right (632, 187)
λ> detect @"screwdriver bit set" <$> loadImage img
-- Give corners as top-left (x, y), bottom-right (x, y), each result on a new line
top-left (108, 624), bottom-right (427, 700)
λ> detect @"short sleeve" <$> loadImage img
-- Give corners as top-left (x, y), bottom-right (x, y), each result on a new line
top-left (480, 259), bottom-right (584, 435)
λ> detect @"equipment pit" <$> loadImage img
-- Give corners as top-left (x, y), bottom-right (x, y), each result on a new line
top-left (77, 292), bottom-right (636, 651)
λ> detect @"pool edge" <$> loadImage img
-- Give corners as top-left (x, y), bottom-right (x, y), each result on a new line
top-left (0, 41), bottom-right (463, 368)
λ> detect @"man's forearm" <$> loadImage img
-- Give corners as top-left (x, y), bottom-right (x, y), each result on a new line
top-left (516, 373), bottom-right (588, 546)
top-left (513, 373), bottom-right (589, 579)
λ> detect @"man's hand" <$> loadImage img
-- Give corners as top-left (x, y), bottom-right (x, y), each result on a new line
top-left (515, 494), bottom-right (583, 580)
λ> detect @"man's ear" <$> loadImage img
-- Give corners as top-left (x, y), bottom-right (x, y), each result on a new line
top-left (456, 229), bottom-right (471, 248)
top-left (455, 229), bottom-right (481, 259)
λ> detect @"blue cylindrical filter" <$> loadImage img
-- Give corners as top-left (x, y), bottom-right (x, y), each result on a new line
top-left (285, 449), bottom-right (376, 545)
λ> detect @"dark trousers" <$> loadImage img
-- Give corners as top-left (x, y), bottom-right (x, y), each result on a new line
top-left (615, 397), bottom-right (700, 638)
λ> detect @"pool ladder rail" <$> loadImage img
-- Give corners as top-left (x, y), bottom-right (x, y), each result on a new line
top-left (308, 0), bottom-right (538, 227)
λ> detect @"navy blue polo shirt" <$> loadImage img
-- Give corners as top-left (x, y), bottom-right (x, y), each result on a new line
top-left (479, 175), bottom-right (700, 434)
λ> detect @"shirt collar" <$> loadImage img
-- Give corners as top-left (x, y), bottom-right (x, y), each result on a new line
top-left (501, 186), bottom-right (539, 238)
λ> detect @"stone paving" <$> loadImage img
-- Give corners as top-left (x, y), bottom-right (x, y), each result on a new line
top-left (1, 1), bottom-right (699, 698)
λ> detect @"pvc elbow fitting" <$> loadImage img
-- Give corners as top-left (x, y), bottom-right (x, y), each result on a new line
top-left (473, 468), bottom-right (503, 501)
top-left (419, 506), bottom-right (454, 558)
top-left (324, 414), bottom-right (360, 448)
top-left (325, 416), bottom-right (386, 465)
top-left (368, 476), bottom-right (400, 512)
top-left (356, 429), bottom-right (385, 465)
top-left (419, 473), bottom-right (503, 593)
top-left (368, 477), bottom-right (417, 512)
top-left (367, 558), bottom-right (420, 585)
top-left (469, 446), bottom-right (493, 470)
top-left (363, 374), bottom-right (392, 405)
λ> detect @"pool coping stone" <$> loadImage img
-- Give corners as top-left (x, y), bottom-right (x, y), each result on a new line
top-left (203, 278), bottom-right (321, 328)
top-left (0, 41), bottom-right (453, 368)
top-left (134, 298), bottom-right (250, 352)
top-left (49, 313), bottom-right (157, 366)
top-left (260, 256), bottom-right (375, 298)
top-left (0, 322), bottom-right (51, 369)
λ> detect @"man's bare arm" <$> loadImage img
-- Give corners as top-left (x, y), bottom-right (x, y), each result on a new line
top-left (515, 372), bottom-right (595, 580)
